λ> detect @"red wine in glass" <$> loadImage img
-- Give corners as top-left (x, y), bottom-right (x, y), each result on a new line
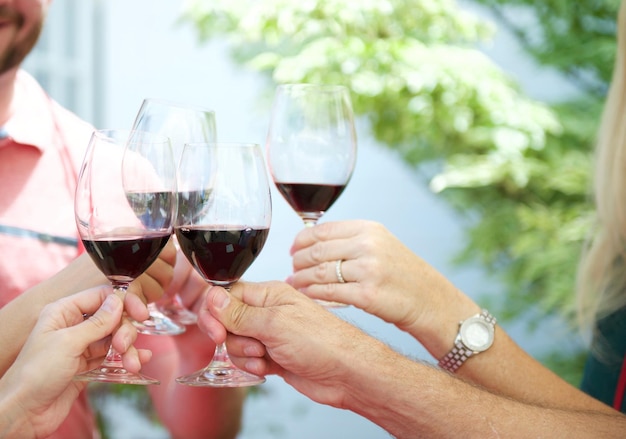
top-left (82, 234), bottom-right (171, 281)
top-left (176, 226), bottom-right (269, 284)
top-left (274, 183), bottom-right (346, 225)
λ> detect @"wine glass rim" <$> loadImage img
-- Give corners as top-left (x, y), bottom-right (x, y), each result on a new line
top-left (139, 97), bottom-right (216, 116)
top-left (184, 141), bottom-right (260, 148)
top-left (276, 83), bottom-right (348, 93)
top-left (93, 128), bottom-right (170, 144)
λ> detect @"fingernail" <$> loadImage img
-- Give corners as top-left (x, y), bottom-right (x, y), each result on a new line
top-left (100, 294), bottom-right (118, 313)
top-left (212, 287), bottom-right (230, 310)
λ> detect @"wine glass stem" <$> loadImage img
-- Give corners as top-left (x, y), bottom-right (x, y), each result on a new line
top-left (102, 283), bottom-right (129, 366)
top-left (303, 219), bottom-right (317, 228)
top-left (101, 347), bottom-right (124, 366)
top-left (212, 342), bottom-right (231, 365)
top-left (207, 284), bottom-right (238, 371)
top-left (112, 283), bottom-right (128, 300)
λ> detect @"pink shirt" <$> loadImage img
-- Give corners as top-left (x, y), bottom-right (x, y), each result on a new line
top-left (0, 70), bottom-right (98, 439)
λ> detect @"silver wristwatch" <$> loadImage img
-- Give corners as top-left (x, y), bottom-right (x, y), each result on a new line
top-left (438, 309), bottom-right (496, 373)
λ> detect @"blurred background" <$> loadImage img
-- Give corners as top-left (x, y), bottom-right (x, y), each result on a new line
top-left (24, 0), bottom-right (615, 437)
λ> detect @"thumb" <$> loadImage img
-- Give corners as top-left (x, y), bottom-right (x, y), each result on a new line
top-left (73, 294), bottom-right (123, 345)
top-left (205, 285), bottom-right (256, 337)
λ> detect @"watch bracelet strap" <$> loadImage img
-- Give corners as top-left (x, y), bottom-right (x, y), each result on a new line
top-left (480, 309), bottom-right (497, 326)
top-left (437, 309), bottom-right (496, 373)
top-left (438, 340), bottom-right (474, 373)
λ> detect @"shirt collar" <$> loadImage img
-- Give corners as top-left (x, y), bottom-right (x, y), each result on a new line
top-left (3, 70), bottom-right (57, 152)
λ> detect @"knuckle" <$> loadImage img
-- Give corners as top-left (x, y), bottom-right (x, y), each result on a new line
top-left (310, 242), bottom-right (326, 263)
top-left (369, 220), bottom-right (384, 231)
top-left (321, 282), bottom-right (338, 299)
top-left (39, 301), bottom-right (60, 318)
top-left (86, 313), bottom-right (108, 330)
top-left (228, 302), bottom-right (248, 333)
top-left (312, 222), bottom-right (333, 240)
top-left (361, 235), bottom-right (380, 253)
top-left (313, 262), bottom-right (327, 282)
top-left (363, 256), bottom-right (381, 274)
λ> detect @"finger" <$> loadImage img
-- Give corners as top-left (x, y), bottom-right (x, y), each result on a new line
top-left (66, 293), bottom-right (124, 348)
top-left (134, 266), bottom-right (168, 304)
top-left (289, 258), bottom-right (354, 290)
top-left (122, 345), bottom-right (139, 372)
top-left (138, 349), bottom-right (153, 365)
top-left (133, 238), bottom-right (176, 304)
top-left (223, 334), bottom-right (272, 376)
top-left (160, 236), bottom-right (178, 265)
top-left (197, 308), bottom-right (227, 344)
top-left (225, 333), bottom-right (266, 358)
top-left (57, 289), bottom-right (123, 356)
top-left (143, 253), bottom-right (175, 296)
top-left (229, 280), bottom-right (306, 309)
top-left (83, 335), bottom-right (112, 361)
top-left (226, 351), bottom-right (271, 377)
top-left (111, 316), bottom-right (138, 354)
top-left (163, 247), bottom-right (194, 297)
top-left (205, 281), bottom-right (311, 338)
top-left (39, 285), bottom-right (113, 327)
top-left (291, 234), bottom-right (359, 273)
top-left (85, 355), bottom-right (107, 371)
top-left (124, 292), bottom-right (150, 323)
top-left (290, 220), bottom-right (365, 255)
top-left (175, 267), bottom-right (210, 310)
top-left (296, 281), bottom-right (355, 306)
top-left (121, 345), bottom-right (151, 373)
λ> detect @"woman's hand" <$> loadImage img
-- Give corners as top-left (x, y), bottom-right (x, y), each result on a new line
top-left (288, 220), bottom-right (480, 355)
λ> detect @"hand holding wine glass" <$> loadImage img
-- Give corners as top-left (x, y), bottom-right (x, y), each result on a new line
top-left (266, 83), bottom-right (357, 307)
top-left (175, 142), bottom-right (272, 387)
top-left (74, 129), bottom-right (176, 384)
top-left (129, 98), bottom-right (218, 332)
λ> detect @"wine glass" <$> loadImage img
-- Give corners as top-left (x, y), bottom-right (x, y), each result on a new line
top-left (74, 129), bottom-right (176, 384)
top-left (130, 98), bottom-right (218, 333)
top-left (266, 83), bottom-right (357, 307)
top-left (175, 142), bottom-right (272, 387)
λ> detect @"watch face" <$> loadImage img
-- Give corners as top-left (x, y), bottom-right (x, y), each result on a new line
top-left (460, 317), bottom-right (494, 352)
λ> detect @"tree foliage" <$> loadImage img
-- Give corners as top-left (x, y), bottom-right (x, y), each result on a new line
top-left (179, 0), bottom-right (620, 380)
top-left (473, 0), bottom-right (618, 97)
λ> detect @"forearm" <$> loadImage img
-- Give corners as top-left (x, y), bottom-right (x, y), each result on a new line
top-left (342, 346), bottom-right (626, 438)
top-left (456, 329), bottom-right (612, 413)
top-left (404, 282), bottom-right (612, 414)
top-left (0, 254), bottom-right (104, 376)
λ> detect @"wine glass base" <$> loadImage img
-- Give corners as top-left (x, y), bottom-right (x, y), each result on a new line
top-left (74, 366), bottom-right (160, 385)
top-left (159, 304), bottom-right (198, 326)
top-left (176, 363), bottom-right (266, 388)
top-left (133, 314), bottom-right (186, 336)
top-left (315, 299), bottom-right (349, 308)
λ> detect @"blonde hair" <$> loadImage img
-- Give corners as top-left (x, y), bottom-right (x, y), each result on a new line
top-left (576, 0), bottom-right (626, 351)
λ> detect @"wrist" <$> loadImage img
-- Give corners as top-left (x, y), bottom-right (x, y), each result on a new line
top-left (0, 377), bottom-right (33, 438)
top-left (437, 309), bottom-right (497, 373)
top-left (410, 291), bottom-right (483, 359)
